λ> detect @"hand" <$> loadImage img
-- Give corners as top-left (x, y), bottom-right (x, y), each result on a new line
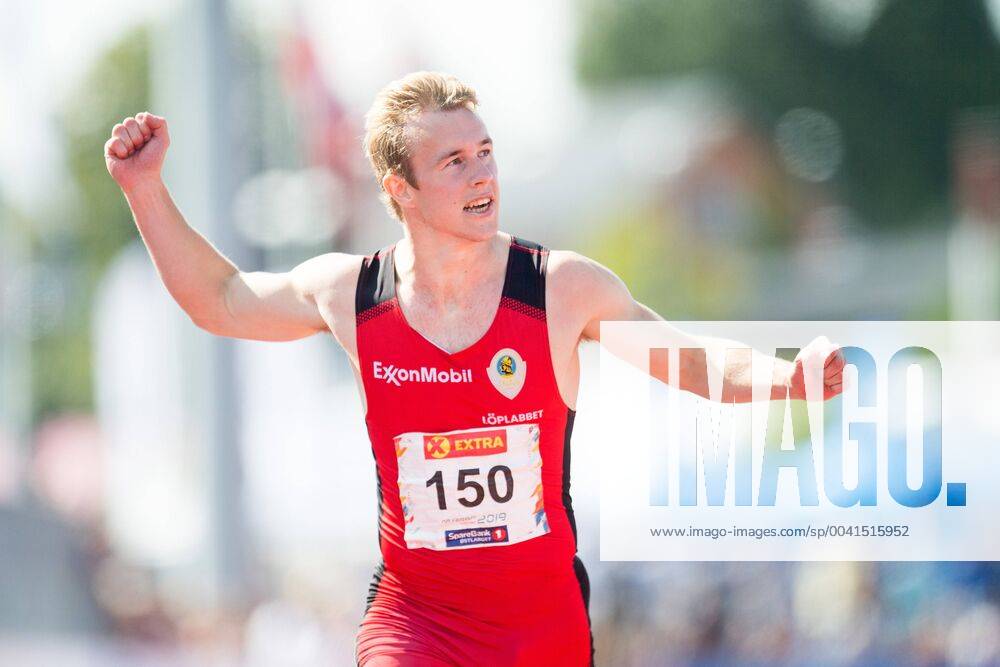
top-left (786, 335), bottom-right (845, 400)
top-left (104, 112), bottom-right (170, 191)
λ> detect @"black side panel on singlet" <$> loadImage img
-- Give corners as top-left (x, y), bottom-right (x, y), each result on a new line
top-left (355, 247), bottom-right (396, 318)
top-left (562, 408), bottom-right (578, 544)
top-left (504, 237), bottom-right (546, 310)
top-left (364, 560), bottom-right (386, 615)
top-left (574, 554), bottom-right (595, 666)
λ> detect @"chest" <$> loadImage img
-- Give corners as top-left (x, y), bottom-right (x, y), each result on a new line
top-left (396, 287), bottom-right (501, 354)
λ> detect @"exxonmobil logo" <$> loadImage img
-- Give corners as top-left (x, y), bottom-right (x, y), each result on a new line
top-left (372, 361), bottom-right (473, 387)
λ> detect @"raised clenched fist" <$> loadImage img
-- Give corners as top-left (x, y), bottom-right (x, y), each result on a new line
top-left (104, 112), bottom-right (170, 191)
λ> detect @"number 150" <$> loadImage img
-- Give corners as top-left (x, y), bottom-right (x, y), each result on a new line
top-left (426, 466), bottom-right (514, 510)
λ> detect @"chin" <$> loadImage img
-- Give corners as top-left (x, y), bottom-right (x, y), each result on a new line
top-left (470, 216), bottom-right (500, 240)
top-left (456, 208), bottom-right (500, 240)
top-left (453, 225), bottom-right (497, 244)
top-left (418, 205), bottom-right (500, 242)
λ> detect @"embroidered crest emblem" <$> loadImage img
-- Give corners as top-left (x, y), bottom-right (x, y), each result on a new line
top-left (487, 348), bottom-right (526, 399)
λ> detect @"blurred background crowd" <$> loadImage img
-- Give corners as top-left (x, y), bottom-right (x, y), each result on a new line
top-left (1, 0), bottom-right (999, 665)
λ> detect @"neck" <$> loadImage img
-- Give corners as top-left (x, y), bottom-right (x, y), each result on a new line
top-left (395, 227), bottom-right (510, 302)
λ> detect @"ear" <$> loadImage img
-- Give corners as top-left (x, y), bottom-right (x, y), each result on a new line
top-left (382, 171), bottom-right (414, 210)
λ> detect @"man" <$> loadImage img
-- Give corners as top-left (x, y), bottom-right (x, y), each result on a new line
top-left (105, 72), bottom-right (843, 666)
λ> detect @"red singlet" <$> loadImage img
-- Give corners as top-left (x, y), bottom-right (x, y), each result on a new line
top-left (354, 237), bottom-right (594, 666)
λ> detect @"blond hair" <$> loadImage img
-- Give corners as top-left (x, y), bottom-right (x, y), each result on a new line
top-left (363, 71), bottom-right (479, 221)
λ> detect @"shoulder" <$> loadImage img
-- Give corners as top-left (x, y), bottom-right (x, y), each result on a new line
top-left (287, 252), bottom-right (368, 354)
top-left (546, 249), bottom-right (632, 303)
top-left (289, 252), bottom-right (365, 298)
top-left (546, 249), bottom-right (645, 341)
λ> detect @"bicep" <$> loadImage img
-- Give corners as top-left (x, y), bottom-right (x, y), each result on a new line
top-left (207, 253), bottom-right (354, 341)
top-left (219, 272), bottom-right (323, 341)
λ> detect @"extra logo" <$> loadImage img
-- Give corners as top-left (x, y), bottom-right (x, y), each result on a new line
top-left (424, 429), bottom-right (508, 460)
top-left (487, 348), bottom-right (526, 399)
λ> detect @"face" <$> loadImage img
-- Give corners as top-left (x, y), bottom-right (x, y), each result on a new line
top-left (385, 107), bottom-right (499, 241)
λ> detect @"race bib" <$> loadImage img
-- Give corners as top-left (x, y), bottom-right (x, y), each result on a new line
top-left (393, 423), bottom-right (549, 550)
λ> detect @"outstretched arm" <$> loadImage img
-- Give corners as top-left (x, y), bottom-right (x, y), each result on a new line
top-left (105, 112), bottom-right (357, 341)
top-left (548, 251), bottom-right (844, 402)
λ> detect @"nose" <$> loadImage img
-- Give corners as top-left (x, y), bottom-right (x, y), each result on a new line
top-left (469, 158), bottom-right (494, 189)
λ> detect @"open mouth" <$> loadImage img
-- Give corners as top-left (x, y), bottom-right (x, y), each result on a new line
top-left (463, 196), bottom-right (494, 215)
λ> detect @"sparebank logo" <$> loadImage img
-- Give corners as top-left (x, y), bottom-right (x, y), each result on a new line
top-left (655, 346), bottom-right (965, 508)
top-left (445, 525), bottom-right (509, 547)
top-left (423, 429), bottom-right (508, 460)
top-left (373, 361), bottom-right (473, 387)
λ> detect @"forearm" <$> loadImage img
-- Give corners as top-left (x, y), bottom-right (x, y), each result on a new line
top-left (701, 336), bottom-right (794, 402)
top-left (593, 306), bottom-right (793, 403)
top-left (124, 179), bottom-right (238, 325)
top-left (669, 336), bottom-right (793, 402)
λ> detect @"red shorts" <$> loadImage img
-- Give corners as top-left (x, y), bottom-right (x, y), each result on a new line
top-left (356, 557), bottom-right (594, 666)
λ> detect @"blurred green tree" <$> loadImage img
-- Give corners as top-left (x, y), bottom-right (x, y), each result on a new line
top-left (30, 27), bottom-right (149, 424)
top-left (576, 0), bottom-right (1000, 228)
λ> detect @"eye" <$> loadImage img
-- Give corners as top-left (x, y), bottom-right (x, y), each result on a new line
top-left (479, 148), bottom-right (492, 158)
top-left (447, 157), bottom-right (462, 167)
